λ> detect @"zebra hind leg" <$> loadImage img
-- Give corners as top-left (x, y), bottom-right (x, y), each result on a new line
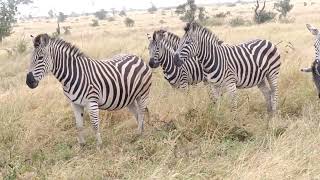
top-left (226, 82), bottom-right (238, 113)
top-left (87, 102), bottom-right (102, 149)
top-left (267, 73), bottom-right (279, 113)
top-left (208, 84), bottom-right (220, 104)
top-left (127, 100), bottom-right (139, 126)
top-left (71, 103), bottom-right (86, 146)
top-left (258, 79), bottom-right (272, 112)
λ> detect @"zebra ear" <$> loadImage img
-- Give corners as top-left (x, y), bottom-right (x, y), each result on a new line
top-left (162, 31), bottom-right (169, 39)
top-left (301, 67), bottom-right (312, 73)
top-left (34, 34), bottom-right (50, 47)
top-left (306, 24), bottom-right (319, 36)
top-left (147, 33), bottom-right (152, 41)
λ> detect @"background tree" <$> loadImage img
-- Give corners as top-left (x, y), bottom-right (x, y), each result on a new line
top-left (119, 9), bottom-right (126, 16)
top-left (148, 3), bottom-right (157, 14)
top-left (0, 0), bottom-right (33, 42)
top-left (57, 12), bottom-right (67, 22)
top-left (94, 9), bottom-right (107, 20)
top-left (274, 0), bottom-right (293, 19)
top-left (110, 8), bottom-right (116, 16)
top-left (254, 0), bottom-right (276, 24)
top-left (174, 0), bottom-right (208, 23)
top-left (124, 17), bottom-right (134, 27)
top-left (48, 9), bottom-right (54, 18)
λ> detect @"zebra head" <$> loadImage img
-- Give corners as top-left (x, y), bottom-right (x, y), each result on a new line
top-left (147, 30), bottom-right (168, 68)
top-left (174, 22), bottom-right (199, 67)
top-left (26, 34), bottom-right (52, 89)
top-left (301, 24), bottom-right (320, 98)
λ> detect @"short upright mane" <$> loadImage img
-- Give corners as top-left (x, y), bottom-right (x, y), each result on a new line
top-left (51, 37), bottom-right (86, 57)
top-left (184, 22), bottom-right (223, 44)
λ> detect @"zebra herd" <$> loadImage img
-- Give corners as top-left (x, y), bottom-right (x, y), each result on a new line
top-left (25, 22), bottom-right (319, 148)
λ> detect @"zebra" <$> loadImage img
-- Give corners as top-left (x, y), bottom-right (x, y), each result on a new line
top-left (174, 22), bottom-right (281, 113)
top-left (147, 30), bottom-right (204, 89)
top-left (26, 34), bottom-right (152, 148)
top-left (301, 24), bottom-right (320, 98)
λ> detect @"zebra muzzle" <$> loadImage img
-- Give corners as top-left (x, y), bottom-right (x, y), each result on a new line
top-left (173, 54), bottom-right (183, 67)
top-left (26, 72), bottom-right (39, 89)
top-left (148, 58), bottom-right (160, 68)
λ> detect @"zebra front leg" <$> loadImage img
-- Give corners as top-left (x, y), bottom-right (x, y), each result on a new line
top-left (87, 102), bottom-right (102, 148)
top-left (71, 103), bottom-right (86, 146)
top-left (258, 80), bottom-right (272, 112)
top-left (208, 84), bottom-right (220, 104)
top-left (268, 74), bottom-right (279, 113)
top-left (226, 82), bottom-right (238, 113)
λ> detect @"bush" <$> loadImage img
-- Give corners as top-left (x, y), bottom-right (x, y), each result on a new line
top-left (107, 17), bottom-right (115, 22)
top-left (148, 3), bottom-right (157, 14)
top-left (91, 19), bottom-right (99, 27)
top-left (254, 11), bottom-right (276, 24)
top-left (229, 16), bottom-right (247, 27)
top-left (16, 38), bottom-right (28, 54)
top-left (159, 19), bottom-right (166, 24)
top-left (57, 12), bottom-right (67, 22)
top-left (279, 17), bottom-right (295, 23)
top-left (119, 10), bottom-right (126, 16)
top-left (63, 26), bottom-right (71, 35)
top-left (274, 0), bottom-right (294, 19)
top-left (204, 17), bottom-right (225, 26)
top-left (124, 17), bottom-right (134, 27)
top-left (94, 9), bottom-right (107, 20)
top-left (214, 12), bottom-right (231, 18)
top-left (304, 2), bottom-right (307, 6)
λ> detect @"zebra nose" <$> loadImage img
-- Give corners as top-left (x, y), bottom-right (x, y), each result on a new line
top-left (149, 58), bottom-right (159, 68)
top-left (26, 72), bottom-right (39, 89)
top-left (173, 54), bottom-right (183, 67)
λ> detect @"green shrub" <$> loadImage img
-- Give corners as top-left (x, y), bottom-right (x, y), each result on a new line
top-left (91, 19), bottom-right (99, 27)
top-left (16, 38), bottom-right (28, 54)
top-left (107, 17), bottom-right (115, 22)
top-left (254, 11), bottom-right (276, 24)
top-left (124, 17), bottom-right (135, 27)
top-left (205, 17), bottom-right (225, 26)
top-left (229, 16), bottom-right (247, 27)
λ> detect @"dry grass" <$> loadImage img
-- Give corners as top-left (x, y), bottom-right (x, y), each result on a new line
top-left (1, 1), bottom-right (320, 179)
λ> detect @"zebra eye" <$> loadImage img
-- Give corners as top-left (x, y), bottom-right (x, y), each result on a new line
top-left (38, 56), bottom-right (44, 60)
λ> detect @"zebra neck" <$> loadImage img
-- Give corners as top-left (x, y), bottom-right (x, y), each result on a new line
top-left (160, 48), bottom-right (178, 75)
top-left (50, 49), bottom-right (89, 87)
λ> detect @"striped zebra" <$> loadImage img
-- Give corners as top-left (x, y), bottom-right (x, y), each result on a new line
top-left (301, 24), bottom-right (320, 98)
top-left (174, 22), bottom-right (281, 113)
top-left (26, 34), bottom-right (152, 147)
top-left (147, 30), bottom-right (204, 89)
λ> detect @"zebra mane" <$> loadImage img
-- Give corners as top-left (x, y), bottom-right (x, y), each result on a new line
top-left (184, 22), bottom-right (223, 44)
top-left (51, 37), bottom-right (86, 57)
top-left (152, 30), bottom-right (180, 49)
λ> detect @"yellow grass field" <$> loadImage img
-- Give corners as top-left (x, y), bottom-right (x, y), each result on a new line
top-left (1, 0), bottom-right (320, 179)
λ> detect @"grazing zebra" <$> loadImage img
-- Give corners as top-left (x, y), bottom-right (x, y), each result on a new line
top-left (301, 24), bottom-right (320, 98)
top-left (147, 30), bottom-right (204, 89)
top-left (26, 34), bottom-right (152, 147)
top-left (174, 22), bottom-right (281, 113)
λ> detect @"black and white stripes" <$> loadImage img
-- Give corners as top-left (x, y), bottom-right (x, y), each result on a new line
top-left (26, 34), bottom-right (152, 147)
top-left (147, 30), bottom-right (204, 89)
top-left (174, 22), bottom-right (281, 112)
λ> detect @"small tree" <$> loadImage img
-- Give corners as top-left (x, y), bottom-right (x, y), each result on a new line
top-left (254, 0), bottom-right (276, 24)
top-left (0, 0), bottom-right (33, 42)
top-left (124, 17), bottom-right (134, 27)
top-left (274, 0), bottom-right (293, 19)
top-left (175, 0), bottom-right (208, 23)
top-left (91, 19), bottom-right (99, 27)
top-left (48, 9), bottom-right (54, 18)
top-left (94, 9), bottom-right (107, 20)
top-left (63, 26), bottom-right (71, 35)
top-left (148, 3), bottom-right (157, 14)
top-left (57, 12), bottom-right (67, 22)
top-left (111, 8), bottom-right (116, 16)
top-left (119, 9), bottom-right (126, 16)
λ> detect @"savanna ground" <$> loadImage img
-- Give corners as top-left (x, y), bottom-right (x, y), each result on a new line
top-left (1, 0), bottom-right (320, 179)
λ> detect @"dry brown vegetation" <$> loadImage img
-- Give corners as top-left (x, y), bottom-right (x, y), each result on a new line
top-left (1, 0), bottom-right (320, 179)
